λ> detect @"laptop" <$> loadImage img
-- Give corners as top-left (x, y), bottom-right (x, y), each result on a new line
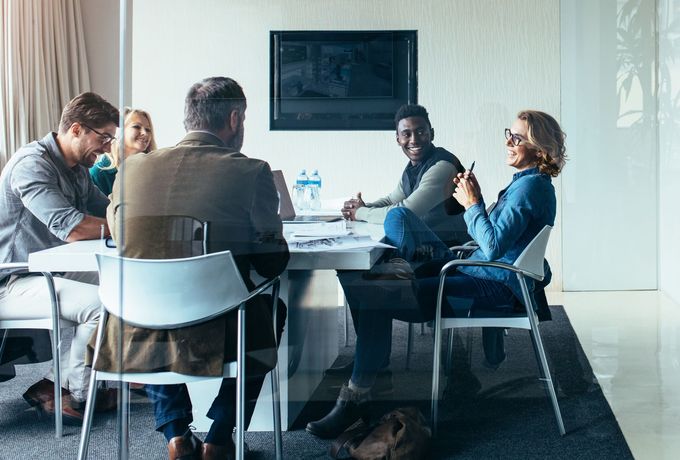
top-left (272, 170), bottom-right (343, 223)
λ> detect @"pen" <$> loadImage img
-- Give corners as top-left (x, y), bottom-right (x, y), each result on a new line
top-left (469, 161), bottom-right (475, 172)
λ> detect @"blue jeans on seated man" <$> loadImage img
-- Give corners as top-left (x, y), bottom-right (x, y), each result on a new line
top-left (349, 267), bottom-right (516, 388)
top-left (146, 375), bottom-right (266, 445)
top-left (383, 207), bottom-right (455, 261)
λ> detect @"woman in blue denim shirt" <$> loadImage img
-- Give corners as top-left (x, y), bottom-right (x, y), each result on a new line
top-left (306, 110), bottom-right (566, 439)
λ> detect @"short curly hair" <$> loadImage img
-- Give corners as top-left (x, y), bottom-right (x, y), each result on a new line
top-left (394, 104), bottom-right (431, 130)
top-left (517, 110), bottom-right (566, 177)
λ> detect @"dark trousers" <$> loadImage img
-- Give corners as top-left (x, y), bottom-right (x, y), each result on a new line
top-left (146, 376), bottom-right (266, 434)
top-left (341, 267), bottom-right (515, 388)
top-left (146, 297), bottom-right (287, 435)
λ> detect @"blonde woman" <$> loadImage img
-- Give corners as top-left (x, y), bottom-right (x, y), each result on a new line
top-left (89, 108), bottom-right (157, 195)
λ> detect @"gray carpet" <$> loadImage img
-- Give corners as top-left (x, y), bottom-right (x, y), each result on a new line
top-left (0, 306), bottom-right (632, 459)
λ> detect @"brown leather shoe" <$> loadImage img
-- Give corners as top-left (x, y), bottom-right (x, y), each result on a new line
top-left (22, 378), bottom-right (68, 407)
top-left (201, 443), bottom-right (234, 460)
top-left (70, 387), bottom-right (118, 413)
top-left (167, 431), bottom-right (202, 460)
top-left (36, 394), bottom-right (85, 426)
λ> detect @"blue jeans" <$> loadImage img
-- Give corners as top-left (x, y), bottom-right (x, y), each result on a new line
top-left (383, 207), bottom-right (454, 260)
top-left (145, 376), bottom-right (266, 436)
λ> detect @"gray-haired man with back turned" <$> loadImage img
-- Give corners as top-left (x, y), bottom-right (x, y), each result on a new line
top-left (102, 76), bottom-right (289, 460)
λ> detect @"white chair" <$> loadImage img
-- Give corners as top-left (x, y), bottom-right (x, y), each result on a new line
top-left (0, 263), bottom-right (64, 437)
top-left (77, 250), bottom-right (283, 460)
top-left (430, 225), bottom-right (566, 436)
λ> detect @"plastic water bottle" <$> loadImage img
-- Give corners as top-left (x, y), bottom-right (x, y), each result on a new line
top-left (307, 170), bottom-right (322, 211)
top-left (309, 169), bottom-right (322, 189)
top-left (296, 169), bottom-right (309, 187)
top-left (295, 169), bottom-right (309, 210)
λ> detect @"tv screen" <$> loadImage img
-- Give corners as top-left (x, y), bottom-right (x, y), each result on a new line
top-left (270, 30), bottom-right (417, 130)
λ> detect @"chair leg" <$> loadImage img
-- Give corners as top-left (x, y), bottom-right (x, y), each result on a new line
top-left (406, 323), bottom-right (414, 370)
top-left (529, 325), bottom-right (566, 436)
top-left (528, 330), bottom-right (547, 380)
top-left (0, 329), bottom-right (9, 364)
top-left (518, 276), bottom-right (566, 436)
top-left (431, 319), bottom-right (443, 436)
top-left (236, 305), bottom-right (246, 460)
top-left (343, 299), bottom-right (349, 347)
top-left (270, 367), bottom-right (283, 460)
top-left (44, 272), bottom-right (63, 438)
top-left (77, 371), bottom-right (100, 460)
top-left (445, 329), bottom-right (455, 374)
top-left (119, 382), bottom-right (130, 460)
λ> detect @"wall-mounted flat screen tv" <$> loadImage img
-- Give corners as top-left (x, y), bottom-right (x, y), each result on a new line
top-left (270, 30), bottom-right (417, 130)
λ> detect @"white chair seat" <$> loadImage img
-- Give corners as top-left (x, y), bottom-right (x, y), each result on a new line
top-left (438, 316), bottom-right (531, 330)
top-left (94, 362), bottom-right (239, 385)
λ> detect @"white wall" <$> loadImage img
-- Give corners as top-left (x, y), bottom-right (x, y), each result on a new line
top-left (129, 0), bottom-right (563, 288)
top-left (561, 0), bottom-right (658, 290)
top-left (658, 0), bottom-right (680, 302)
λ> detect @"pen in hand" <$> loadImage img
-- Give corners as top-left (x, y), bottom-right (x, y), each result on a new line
top-left (469, 161), bottom-right (475, 172)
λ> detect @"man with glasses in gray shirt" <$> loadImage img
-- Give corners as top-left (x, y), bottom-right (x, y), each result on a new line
top-left (0, 92), bottom-right (119, 424)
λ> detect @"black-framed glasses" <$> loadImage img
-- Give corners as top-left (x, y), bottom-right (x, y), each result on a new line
top-left (504, 128), bottom-right (525, 146)
top-left (81, 123), bottom-right (116, 145)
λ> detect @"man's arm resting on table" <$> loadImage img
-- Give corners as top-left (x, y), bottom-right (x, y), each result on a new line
top-left (66, 215), bottom-right (110, 242)
top-left (355, 161), bottom-right (456, 224)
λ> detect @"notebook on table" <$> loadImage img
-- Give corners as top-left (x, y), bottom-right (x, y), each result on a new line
top-left (271, 170), bottom-right (342, 223)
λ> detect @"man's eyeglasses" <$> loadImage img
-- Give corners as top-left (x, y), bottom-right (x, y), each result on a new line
top-left (505, 128), bottom-right (529, 147)
top-left (81, 123), bottom-right (116, 145)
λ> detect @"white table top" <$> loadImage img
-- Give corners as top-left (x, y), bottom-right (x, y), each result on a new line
top-left (27, 221), bottom-right (385, 273)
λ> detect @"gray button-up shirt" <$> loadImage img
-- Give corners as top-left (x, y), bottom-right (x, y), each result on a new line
top-left (0, 132), bottom-right (109, 279)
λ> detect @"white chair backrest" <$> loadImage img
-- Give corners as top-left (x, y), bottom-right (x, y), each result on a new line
top-left (512, 225), bottom-right (552, 278)
top-left (96, 250), bottom-right (249, 329)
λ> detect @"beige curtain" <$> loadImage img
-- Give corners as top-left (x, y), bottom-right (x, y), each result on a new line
top-left (0, 0), bottom-right (90, 170)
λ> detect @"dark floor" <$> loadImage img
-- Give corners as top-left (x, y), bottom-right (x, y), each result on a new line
top-left (0, 306), bottom-right (632, 459)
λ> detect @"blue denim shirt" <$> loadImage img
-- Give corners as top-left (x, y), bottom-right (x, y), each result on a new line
top-left (458, 167), bottom-right (556, 300)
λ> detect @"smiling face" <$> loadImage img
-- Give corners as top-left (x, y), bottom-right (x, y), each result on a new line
top-left (71, 122), bottom-right (117, 168)
top-left (505, 118), bottom-right (539, 171)
top-left (123, 113), bottom-right (153, 156)
top-left (396, 116), bottom-right (434, 165)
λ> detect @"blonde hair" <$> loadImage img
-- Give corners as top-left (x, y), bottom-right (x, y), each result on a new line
top-left (101, 107), bottom-right (157, 169)
top-left (517, 110), bottom-right (567, 177)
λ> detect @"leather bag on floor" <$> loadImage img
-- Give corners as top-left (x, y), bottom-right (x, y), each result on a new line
top-left (330, 407), bottom-right (431, 460)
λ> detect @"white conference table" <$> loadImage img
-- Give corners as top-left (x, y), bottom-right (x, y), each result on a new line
top-left (27, 221), bottom-right (386, 431)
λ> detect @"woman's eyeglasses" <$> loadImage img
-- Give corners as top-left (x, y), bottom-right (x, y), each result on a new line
top-left (504, 128), bottom-right (525, 147)
top-left (81, 123), bottom-right (116, 145)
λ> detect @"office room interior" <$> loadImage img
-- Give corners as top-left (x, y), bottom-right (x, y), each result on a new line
top-left (1, 0), bottom-right (679, 458)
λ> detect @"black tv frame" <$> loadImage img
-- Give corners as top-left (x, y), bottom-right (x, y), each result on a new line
top-left (270, 30), bottom-right (418, 131)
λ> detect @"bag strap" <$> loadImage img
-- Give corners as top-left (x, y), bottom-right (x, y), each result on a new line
top-left (329, 420), bottom-right (373, 459)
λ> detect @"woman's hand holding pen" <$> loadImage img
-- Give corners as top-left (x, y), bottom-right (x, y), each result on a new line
top-left (453, 165), bottom-right (481, 209)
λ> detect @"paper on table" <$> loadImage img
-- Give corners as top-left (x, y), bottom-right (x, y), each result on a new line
top-left (288, 221), bottom-right (349, 238)
top-left (288, 234), bottom-right (395, 252)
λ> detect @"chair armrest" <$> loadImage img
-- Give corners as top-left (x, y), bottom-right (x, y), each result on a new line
top-left (448, 240), bottom-right (478, 257)
top-left (439, 259), bottom-right (544, 282)
top-left (448, 240), bottom-right (477, 251)
top-left (241, 276), bottom-right (281, 304)
top-left (0, 262), bottom-right (29, 270)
